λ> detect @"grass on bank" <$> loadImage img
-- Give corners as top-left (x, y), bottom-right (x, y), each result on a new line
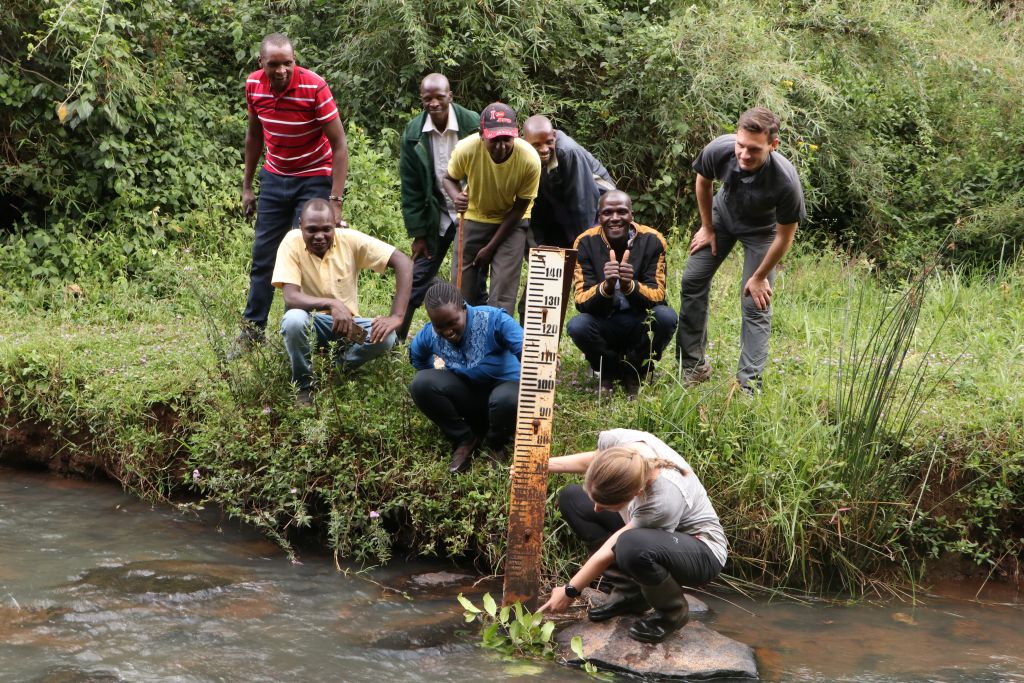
top-left (1, 219), bottom-right (1022, 594)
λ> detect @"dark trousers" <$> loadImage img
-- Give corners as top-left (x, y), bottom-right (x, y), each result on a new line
top-left (398, 221), bottom-right (458, 341)
top-left (566, 305), bottom-right (678, 374)
top-left (558, 484), bottom-right (721, 587)
top-left (676, 225), bottom-right (776, 387)
top-left (243, 169), bottom-right (331, 328)
top-left (410, 223), bottom-right (457, 309)
top-left (409, 369), bottom-right (518, 447)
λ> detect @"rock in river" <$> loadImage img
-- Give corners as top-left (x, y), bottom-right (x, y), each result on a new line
top-left (557, 616), bottom-right (758, 680)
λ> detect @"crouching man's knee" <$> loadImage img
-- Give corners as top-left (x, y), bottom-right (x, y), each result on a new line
top-left (280, 309), bottom-right (311, 341)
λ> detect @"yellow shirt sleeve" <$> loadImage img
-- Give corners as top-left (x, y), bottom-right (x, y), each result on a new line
top-left (346, 229), bottom-right (396, 274)
top-left (271, 229), bottom-right (304, 288)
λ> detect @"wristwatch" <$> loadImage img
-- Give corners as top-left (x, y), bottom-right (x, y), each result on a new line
top-left (564, 583), bottom-right (581, 599)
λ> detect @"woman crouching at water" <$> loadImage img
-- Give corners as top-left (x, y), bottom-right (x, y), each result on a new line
top-left (538, 429), bottom-right (728, 643)
top-left (408, 280), bottom-right (523, 473)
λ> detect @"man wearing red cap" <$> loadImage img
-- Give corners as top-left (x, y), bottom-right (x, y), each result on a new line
top-left (442, 103), bottom-right (541, 315)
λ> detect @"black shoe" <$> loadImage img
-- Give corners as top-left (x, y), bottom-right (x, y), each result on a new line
top-left (482, 437), bottom-right (510, 465)
top-left (738, 376), bottom-right (762, 397)
top-left (597, 359), bottom-right (621, 397)
top-left (640, 360), bottom-right (656, 384)
top-left (628, 575), bottom-right (689, 644)
top-left (448, 437), bottom-right (480, 474)
top-left (622, 368), bottom-right (641, 399)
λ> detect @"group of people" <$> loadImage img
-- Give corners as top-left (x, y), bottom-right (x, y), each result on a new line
top-left (234, 32), bottom-right (808, 643)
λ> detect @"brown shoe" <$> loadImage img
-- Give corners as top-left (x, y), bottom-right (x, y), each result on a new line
top-left (683, 363), bottom-right (712, 387)
top-left (449, 437), bottom-right (481, 473)
top-left (295, 388), bottom-right (314, 408)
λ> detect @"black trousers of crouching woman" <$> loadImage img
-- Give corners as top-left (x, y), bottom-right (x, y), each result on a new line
top-left (557, 484), bottom-right (722, 587)
top-left (409, 368), bottom-right (518, 448)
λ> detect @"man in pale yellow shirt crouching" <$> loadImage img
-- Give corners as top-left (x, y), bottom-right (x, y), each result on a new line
top-left (271, 198), bottom-right (413, 406)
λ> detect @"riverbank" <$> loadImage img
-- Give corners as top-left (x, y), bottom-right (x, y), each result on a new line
top-left (2, 236), bottom-right (1021, 595)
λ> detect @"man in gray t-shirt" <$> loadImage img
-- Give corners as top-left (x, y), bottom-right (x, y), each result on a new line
top-left (676, 107), bottom-right (806, 391)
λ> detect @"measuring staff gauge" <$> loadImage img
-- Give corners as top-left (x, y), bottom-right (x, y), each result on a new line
top-left (502, 247), bottom-right (576, 608)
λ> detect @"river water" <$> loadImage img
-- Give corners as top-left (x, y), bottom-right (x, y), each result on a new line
top-left (1, 469), bottom-right (1021, 682)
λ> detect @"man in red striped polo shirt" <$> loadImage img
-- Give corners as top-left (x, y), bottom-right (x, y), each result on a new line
top-left (236, 32), bottom-right (349, 350)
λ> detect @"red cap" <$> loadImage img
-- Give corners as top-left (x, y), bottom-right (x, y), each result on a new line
top-left (480, 102), bottom-right (519, 139)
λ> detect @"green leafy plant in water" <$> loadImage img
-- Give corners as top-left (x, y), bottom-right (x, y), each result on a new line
top-left (569, 635), bottom-right (608, 678)
top-left (458, 593), bottom-right (557, 660)
top-left (457, 593), bottom-right (609, 678)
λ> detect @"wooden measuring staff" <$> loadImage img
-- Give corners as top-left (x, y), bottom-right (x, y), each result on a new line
top-left (502, 246), bottom-right (576, 608)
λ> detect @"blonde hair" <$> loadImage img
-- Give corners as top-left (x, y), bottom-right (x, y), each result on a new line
top-left (584, 445), bottom-right (687, 507)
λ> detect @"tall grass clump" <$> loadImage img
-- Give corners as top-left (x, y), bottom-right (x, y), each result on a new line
top-left (823, 264), bottom-right (959, 593)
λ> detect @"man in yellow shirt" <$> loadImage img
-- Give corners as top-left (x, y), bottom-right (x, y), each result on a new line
top-left (272, 198), bottom-right (413, 405)
top-left (442, 103), bottom-right (541, 315)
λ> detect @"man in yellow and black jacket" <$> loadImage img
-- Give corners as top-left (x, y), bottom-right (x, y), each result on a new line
top-left (568, 191), bottom-right (678, 396)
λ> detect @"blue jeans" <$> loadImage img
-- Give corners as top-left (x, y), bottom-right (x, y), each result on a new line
top-left (243, 169), bottom-right (331, 328)
top-left (280, 309), bottom-right (396, 390)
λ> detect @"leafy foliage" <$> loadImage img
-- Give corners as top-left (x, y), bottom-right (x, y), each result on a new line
top-left (458, 592), bottom-right (558, 661)
top-left (4, 0), bottom-right (1024, 283)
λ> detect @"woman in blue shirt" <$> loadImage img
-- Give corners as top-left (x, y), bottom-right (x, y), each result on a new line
top-left (409, 280), bottom-right (523, 473)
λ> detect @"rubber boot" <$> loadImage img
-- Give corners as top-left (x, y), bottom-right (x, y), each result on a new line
top-left (628, 575), bottom-right (689, 643)
top-left (588, 567), bottom-right (649, 622)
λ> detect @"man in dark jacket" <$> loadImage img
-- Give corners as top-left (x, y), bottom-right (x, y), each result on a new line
top-left (522, 115), bottom-right (615, 248)
top-left (398, 73), bottom-right (479, 340)
top-left (568, 191), bottom-right (678, 396)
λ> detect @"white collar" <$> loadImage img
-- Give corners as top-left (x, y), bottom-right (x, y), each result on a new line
top-left (422, 105), bottom-right (459, 134)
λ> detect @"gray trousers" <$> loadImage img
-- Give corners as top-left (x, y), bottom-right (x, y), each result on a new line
top-left (676, 227), bottom-right (776, 388)
top-left (456, 218), bottom-right (528, 316)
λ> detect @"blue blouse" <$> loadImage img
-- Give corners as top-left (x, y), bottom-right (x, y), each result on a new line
top-left (409, 305), bottom-right (523, 383)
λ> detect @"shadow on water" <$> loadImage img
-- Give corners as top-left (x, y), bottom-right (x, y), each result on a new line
top-left (1, 467), bottom-right (1022, 682)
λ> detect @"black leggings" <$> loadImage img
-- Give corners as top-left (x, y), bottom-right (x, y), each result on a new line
top-left (409, 369), bottom-right (518, 448)
top-left (558, 484), bottom-right (722, 587)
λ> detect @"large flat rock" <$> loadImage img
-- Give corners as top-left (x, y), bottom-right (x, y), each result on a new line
top-left (557, 617), bottom-right (758, 680)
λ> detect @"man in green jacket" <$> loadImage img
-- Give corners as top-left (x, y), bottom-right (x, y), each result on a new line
top-left (397, 73), bottom-right (479, 340)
